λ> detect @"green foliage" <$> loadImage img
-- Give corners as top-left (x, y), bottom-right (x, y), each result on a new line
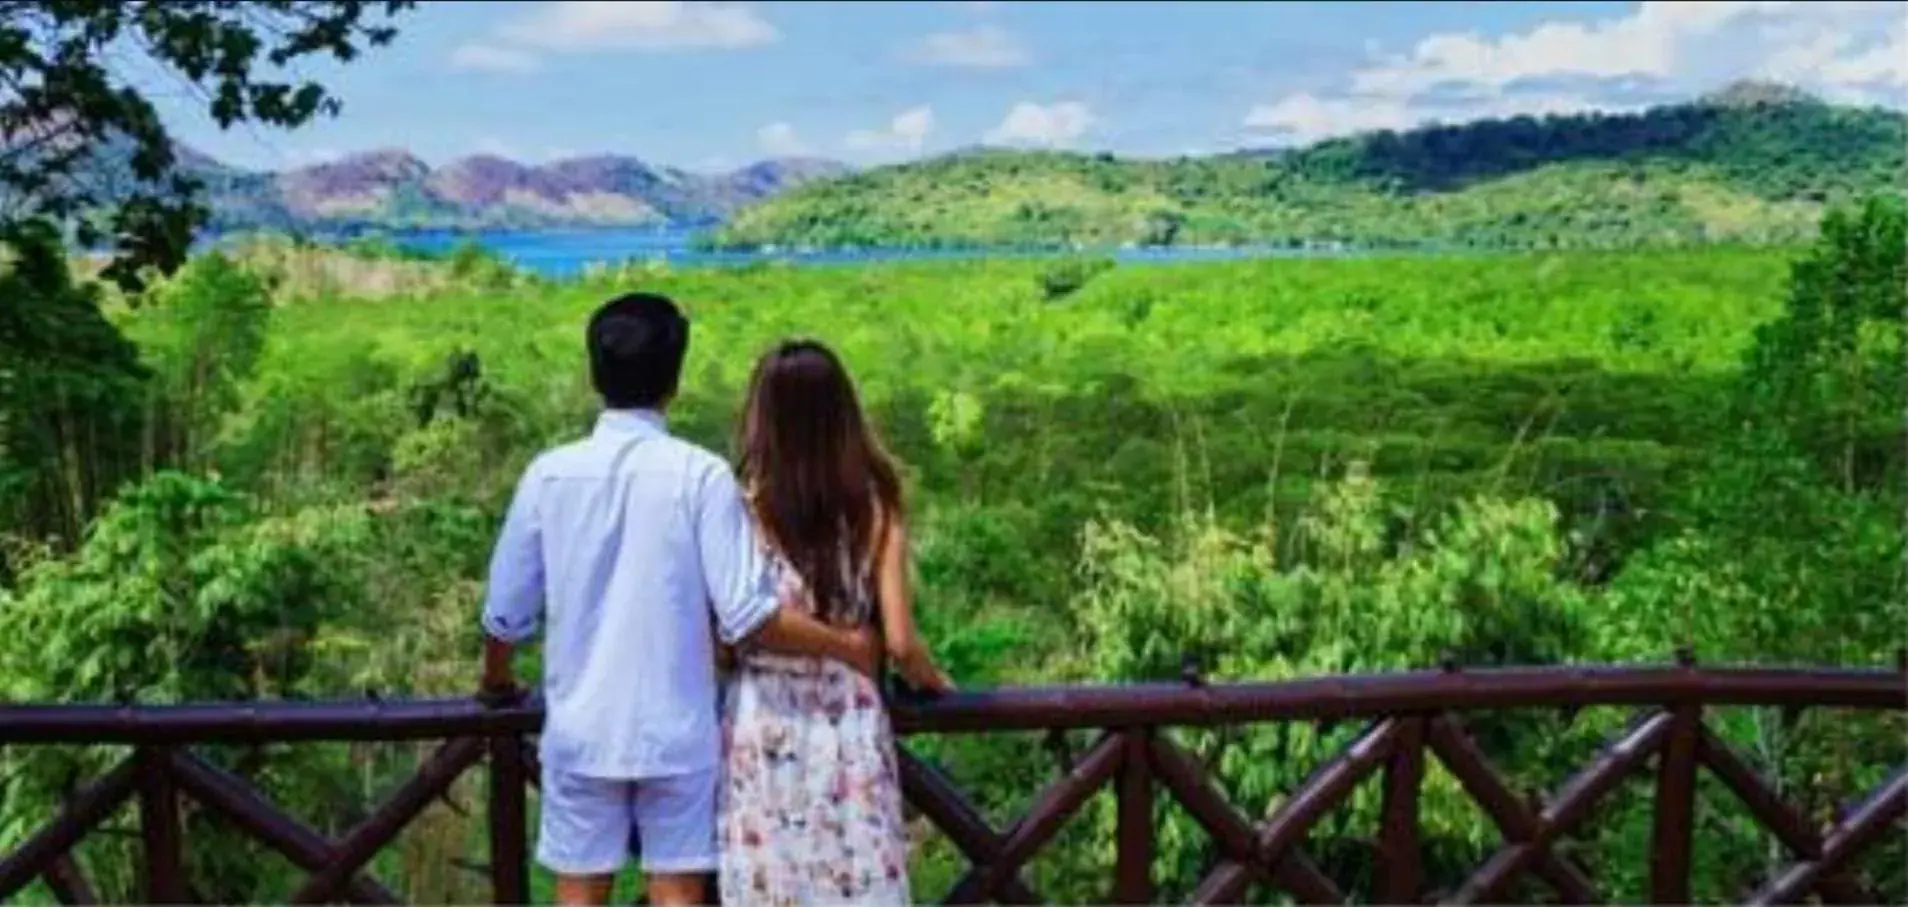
top-left (1075, 471), bottom-right (1589, 683)
top-left (341, 234), bottom-right (445, 262)
top-left (1139, 209), bottom-right (1185, 247)
top-left (0, 221), bottom-right (149, 558)
top-left (1038, 257), bottom-right (1115, 301)
top-left (1055, 474), bottom-right (1598, 900)
top-left (0, 471), bottom-right (370, 702)
top-left (712, 94), bottom-right (1904, 252)
top-left (129, 251), bottom-right (276, 470)
top-left (391, 347), bottom-right (539, 503)
top-left (1599, 197), bottom-right (1908, 669)
top-left (2, 197), bottom-right (1903, 902)
top-left (925, 386), bottom-right (986, 487)
top-left (1742, 195), bottom-right (1905, 494)
top-left (1579, 198), bottom-right (1908, 901)
top-left (218, 337), bottom-right (411, 500)
top-left (0, 472), bottom-right (377, 901)
top-left (1615, 195), bottom-right (1904, 805)
top-left (0, 0), bottom-right (415, 289)
top-left (445, 239), bottom-right (521, 291)
top-left (1312, 84), bottom-right (1905, 197)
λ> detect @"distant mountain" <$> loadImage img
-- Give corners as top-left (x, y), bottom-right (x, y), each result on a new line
top-left (172, 148), bottom-right (850, 233)
top-left (710, 84), bottom-right (1906, 251)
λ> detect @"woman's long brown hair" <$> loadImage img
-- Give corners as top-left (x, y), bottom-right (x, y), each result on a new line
top-left (736, 340), bottom-right (903, 623)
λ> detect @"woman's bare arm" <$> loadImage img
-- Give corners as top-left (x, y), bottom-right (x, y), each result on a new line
top-left (876, 513), bottom-right (954, 693)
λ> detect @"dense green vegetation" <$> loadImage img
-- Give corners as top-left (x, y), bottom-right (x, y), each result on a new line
top-left (2, 4), bottom-right (1900, 896)
top-left (711, 88), bottom-right (1905, 253)
top-left (1, 196), bottom-right (1904, 902)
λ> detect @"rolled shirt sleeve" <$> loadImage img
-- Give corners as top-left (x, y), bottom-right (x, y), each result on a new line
top-left (481, 458), bottom-right (546, 644)
top-left (696, 463), bottom-right (780, 645)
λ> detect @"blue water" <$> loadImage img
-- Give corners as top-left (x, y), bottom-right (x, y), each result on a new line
top-left (382, 227), bottom-right (1347, 278)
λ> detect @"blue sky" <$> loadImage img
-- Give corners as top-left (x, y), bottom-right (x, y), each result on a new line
top-left (148, 1), bottom-right (1908, 173)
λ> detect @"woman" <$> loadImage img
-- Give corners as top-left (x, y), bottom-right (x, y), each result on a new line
top-left (719, 339), bottom-right (955, 906)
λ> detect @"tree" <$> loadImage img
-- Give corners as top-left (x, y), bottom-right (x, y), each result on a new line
top-left (1139, 208), bottom-right (1184, 247)
top-left (0, 471), bottom-right (378, 901)
top-left (1743, 195), bottom-right (1905, 495)
top-left (0, 219), bottom-right (149, 561)
top-left (0, 0), bottom-right (415, 289)
top-left (137, 251), bottom-right (275, 472)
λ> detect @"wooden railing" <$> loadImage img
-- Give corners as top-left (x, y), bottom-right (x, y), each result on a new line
top-left (1, 661), bottom-right (1903, 904)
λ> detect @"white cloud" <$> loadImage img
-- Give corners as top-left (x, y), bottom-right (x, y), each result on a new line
top-left (757, 121), bottom-right (808, 156)
top-left (903, 25), bottom-right (1030, 68)
top-left (1762, 29), bottom-right (1859, 82)
top-left (498, 1), bottom-right (777, 52)
top-left (1814, 32), bottom-right (1908, 89)
top-left (449, 42), bottom-right (541, 73)
top-left (1243, 1), bottom-right (1907, 143)
top-left (845, 106), bottom-right (935, 155)
top-left (984, 101), bottom-right (1095, 147)
top-left (1753, 7), bottom-right (1907, 103)
top-left (1347, 2), bottom-right (1795, 96)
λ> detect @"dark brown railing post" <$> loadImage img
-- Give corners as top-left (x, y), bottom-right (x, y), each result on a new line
top-left (1113, 727), bottom-right (1154, 904)
top-left (1376, 715), bottom-right (1426, 904)
top-left (482, 689), bottom-right (530, 907)
top-left (1651, 652), bottom-right (1701, 905)
top-left (487, 731), bottom-right (530, 905)
top-left (136, 747), bottom-right (188, 904)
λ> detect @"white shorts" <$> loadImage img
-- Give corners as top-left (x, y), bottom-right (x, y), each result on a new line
top-left (535, 762), bottom-right (719, 877)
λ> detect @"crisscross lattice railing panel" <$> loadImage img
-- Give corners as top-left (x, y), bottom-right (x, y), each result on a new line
top-left (1, 663), bottom-right (1901, 905)
top-left (878, 665), bottom-right (1904, 906)
top-left (897, 705), bottom-right (1902, 906)
top-left (0, 735), bottom-right (525, 905)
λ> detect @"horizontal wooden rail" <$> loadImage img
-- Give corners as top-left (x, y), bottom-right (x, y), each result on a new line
top-left (1, 662), bottom-right (1902, 905)
top-left (0, 697), bottom-right (544, 745)
top-left (2, 665), bottom-right (1900, 745)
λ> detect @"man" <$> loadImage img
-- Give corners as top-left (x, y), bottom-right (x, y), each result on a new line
top-left (479, 292), bottom-right (879, 906)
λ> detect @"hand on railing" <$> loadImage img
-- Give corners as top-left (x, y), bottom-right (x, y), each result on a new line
top-left (884, 671), bottom-right (951, 702)
top-left (475, 679), bottom-right (528, 709)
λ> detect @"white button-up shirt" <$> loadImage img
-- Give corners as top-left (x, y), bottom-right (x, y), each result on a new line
top-left (481, 408), bottom-right (778, 778)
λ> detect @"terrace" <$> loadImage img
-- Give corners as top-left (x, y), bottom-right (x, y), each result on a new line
top-left (1, 659), bottom-right (1902, 905)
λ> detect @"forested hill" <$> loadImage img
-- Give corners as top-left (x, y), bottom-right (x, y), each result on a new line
top-left (709, 84), bottom-right (1907, 251)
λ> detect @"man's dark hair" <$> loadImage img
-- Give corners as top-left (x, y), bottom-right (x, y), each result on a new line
top-left (587, 293), bottom-right (689, 409)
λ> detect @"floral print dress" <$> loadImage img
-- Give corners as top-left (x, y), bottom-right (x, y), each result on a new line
top-left (718, 542), bottom-right (911, 906)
